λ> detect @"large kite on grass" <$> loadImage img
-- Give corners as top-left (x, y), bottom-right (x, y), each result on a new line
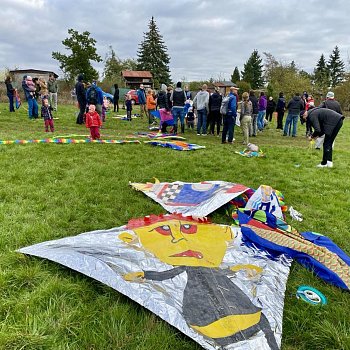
top-left (19, 214), bottom-right (291, 350)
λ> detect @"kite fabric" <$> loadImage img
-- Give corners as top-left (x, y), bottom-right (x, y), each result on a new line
top-left (19, 214), bottom-right (291, 350)
top-left (0, 138), bottom-right (141, 145)
top-left (144, 140), bottom-right (205, 151)
top-left (130, 180), bottom-right (251, 217)
top-left (237, 210), bottom-right (350, 291)
top-left (235, 149), bottom-right (266, 158)
top-left (15, 90), bottom-right (21, 109)
top-left (132, 132), bottom-right (186, 140)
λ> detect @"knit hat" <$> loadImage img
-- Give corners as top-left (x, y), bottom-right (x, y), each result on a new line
top-left (326, 91), bottom-right (334, 99)
top-left (176, 81), bottom-right (182, 88)
top-left (161, 83), bottom-right (167, 92)
top-left (26, 76), bottom-right (32, 80)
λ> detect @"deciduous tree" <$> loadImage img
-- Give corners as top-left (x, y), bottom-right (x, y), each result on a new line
top-left (52, 29), bottom-right (102, 82)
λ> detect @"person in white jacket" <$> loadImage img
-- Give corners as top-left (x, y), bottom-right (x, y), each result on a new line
top-left (193, 84), bottom-right (209, 135)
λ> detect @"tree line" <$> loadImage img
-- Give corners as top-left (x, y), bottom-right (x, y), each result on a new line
top-left (52, 18), bottom-right (350, 108)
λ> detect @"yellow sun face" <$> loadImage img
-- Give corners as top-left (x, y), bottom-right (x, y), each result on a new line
top-left (130, 219), bottom-right (232, 267)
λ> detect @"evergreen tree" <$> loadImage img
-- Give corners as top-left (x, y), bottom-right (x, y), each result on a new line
top-left (231, 67), bottom-right (240, 83)
top-left (327, 46), bottom-right (345, 87)
top-left (314, 54), bottom-right (329, 91)
top-left (241, 50), bottom-right (264, 89)
top-left (137, 17), bottom-right (171, 86)
top-left (52, 29), bottom-right (101, 82)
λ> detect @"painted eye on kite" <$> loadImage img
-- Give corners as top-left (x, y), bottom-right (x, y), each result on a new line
top-left (154, 225), bottom-right (172, 236)
top-left (181, 224), bottom-right (197, 234)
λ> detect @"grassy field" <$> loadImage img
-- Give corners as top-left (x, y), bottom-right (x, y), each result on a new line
top-left (0, 101), bottom-right (349, 350)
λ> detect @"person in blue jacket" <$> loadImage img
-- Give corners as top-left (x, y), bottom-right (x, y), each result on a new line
top-left (221, 87), bottom-right (237, 144)
top-left (137, 84), bottom-right (147, 119)
top-left (86, 81), bottom-right (104, 117)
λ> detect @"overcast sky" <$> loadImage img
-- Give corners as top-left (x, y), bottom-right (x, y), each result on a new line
top-left (1, 0), bottom-right (349, 83)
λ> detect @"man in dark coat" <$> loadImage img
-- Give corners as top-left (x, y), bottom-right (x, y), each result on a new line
top-left (275, 92), bottom-right (286, 130)
top-left (305, 107), bottom-right (344, 168)
top-left (75, 74), bottom-right (86, 124)
top-left (249, 90), bottom-right (259, 136)
top-left (283, 92), bottom-right (305, 137)
top-left (319, 91), bottom-right (342, 114)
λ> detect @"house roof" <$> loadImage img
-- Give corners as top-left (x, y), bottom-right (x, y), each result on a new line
top-left (214, 81), bottom-right (237, 88)
top-left (121, 70), bottom-right (153, 78)
top-left (9, 69), bottom-right (59, 78)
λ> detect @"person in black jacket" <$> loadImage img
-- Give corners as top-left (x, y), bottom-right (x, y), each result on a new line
top-left (249, 90), bottom-right (258, 136)
top-left (283, 92), bottom-right (305, 137)
top-left (208, 87), bottom-right (223, 135)
top-left (75, 74), bottom-right (86, 124)
top-left (266, 96), bottom-right (276, 122)
top-left (275, 92), bottom-right (286, 130)
top-left (319, 91), bottom-right (342, 114)
top-left (5, 76), bottom-right (15, 112)
top-left (113, 84), bottom-right (119, 112)
top-left (305, 106), bottom-right (344, 168)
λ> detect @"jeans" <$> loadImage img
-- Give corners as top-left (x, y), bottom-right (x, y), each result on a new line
top-left (172, 107), bottom-right (185, 133)
top-left (196, 108), bottom-right (207, 134)
top-left (7, 93), bottom-right (14, 112)
top-left (321, 119), bottom-right (343, 164)
top-left (257, 110), bottom-right (266, 130)
top-left (222, 115), bottom-right (235, 142)
top-left (283, 113), bottom-right (299, 136)
top-left (27, 97), bottom-right (38, 118)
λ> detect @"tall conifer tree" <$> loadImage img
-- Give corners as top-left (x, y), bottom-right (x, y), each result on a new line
top-left (137, 17), bottom-right (171, 86)
top-left (231, 66), bottom-right (240, 83)
top-left (327, 46), bottom-right (345, 87)
top-left (314, 54), bottom-right (329, 90)
top-left (241, 50), bottom-right (264, 89)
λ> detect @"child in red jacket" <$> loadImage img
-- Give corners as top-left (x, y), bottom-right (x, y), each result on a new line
top-left (85, 104), bottom-right (102, 140)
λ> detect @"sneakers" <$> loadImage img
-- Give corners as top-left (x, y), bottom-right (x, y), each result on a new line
top-left (197, 133), bottom-right (200, 136)
top-left (316, 162), bottom-right (333, 168)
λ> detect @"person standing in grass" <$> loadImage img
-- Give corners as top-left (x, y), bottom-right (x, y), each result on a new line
top-left (113, 83), bottom-right (120, 112)
top-left (208, 87), bottom-right (222, 136)
top-left (221, 86), bottom-right (237, 144)
top-left (22, 75), bottom-right (38, 119)
top-left (239, 92), bottom-right (253, 145)
top-left (85, 104), bottom-right (102, 140)
top-left (146, 88), bottom-right (156, 125)
top-left (249, 90), bottom-right (258, 136)
top-left (304, 106), bottom-right (344, 168)
top-left (5, 76), bottom-right (15, 112)
top-left (41, 98), bottom-right (54, 132)
top-left (193, 84), bottom-right (209, 136)
top-left (47, 74), bottom-right (58, 111)
top-left (137, 84), bottom-right (147, 119)
top-left (275, 92), bottom-right (286, 130)
top-left (75, 74), bottom-right (86, 124)
top-left (257, 91), bottom-right (267, 131)
top-left (125, 94), bottom-right (133, 121)
top-left (283, 92), bottom-right (304, 137)
top-left (266, 96), bottom-right (276, 122)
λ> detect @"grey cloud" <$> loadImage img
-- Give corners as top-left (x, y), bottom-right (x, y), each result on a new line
top-left (1, 0), bottom-right (350, 82)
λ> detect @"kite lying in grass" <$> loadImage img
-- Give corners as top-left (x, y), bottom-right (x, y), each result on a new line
top-left (130, 180), bottom-right (251, 217)
top-left (144, 140), bottom-right (205, 151)
top-left (0, 138), bottom-right (141, 145)
top-left (235, 143), bottom-right (266, 158)
top-left (131, 180), bottom-right (349, 290)
top-left (19, 214), bottom-right (290, 350)
top-left (132, 132), bottom-right (186, 140)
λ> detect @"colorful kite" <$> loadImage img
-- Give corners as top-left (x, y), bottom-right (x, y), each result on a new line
top-left (237, 210), bottom-right (350, 291)
top-left (144, 140), bottom-right (205, 151)
top-left (19, 214), bottom-right (291, 350)
top-left (130, 180), bottom-right (251, 217)
top-left (0, 138), bottom-right (141, 145)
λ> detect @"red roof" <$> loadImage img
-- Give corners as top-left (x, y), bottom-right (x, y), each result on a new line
top-left (122, 70), bottom-right (153, 78)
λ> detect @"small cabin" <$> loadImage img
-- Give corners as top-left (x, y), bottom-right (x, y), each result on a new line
top-left (121, 70), bottom-right (153, 89)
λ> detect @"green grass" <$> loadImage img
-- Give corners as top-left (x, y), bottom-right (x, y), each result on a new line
top-left (0, 102), bottom-right (349, 350)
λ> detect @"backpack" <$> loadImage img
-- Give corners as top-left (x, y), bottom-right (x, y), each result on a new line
top-left (87, 86), bottom-right (98, 104)
top-left (220, 95), bottom-right (232, 115)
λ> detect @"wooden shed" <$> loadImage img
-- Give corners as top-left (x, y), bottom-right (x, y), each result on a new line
top-left (121, 70), bottom-right (153, 89)
top-left (213, 81), bottom-right (238, 96)
top-left (9, 69), bottom-right (58, 90)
